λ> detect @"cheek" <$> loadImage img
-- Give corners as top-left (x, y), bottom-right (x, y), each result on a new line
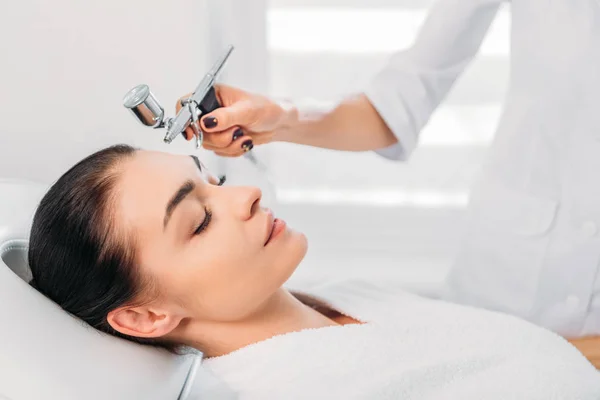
top-left (204, 229), bottom-right (307, 286)
top-left (167, 227), bottom-right (307, 321)
top-left (198, 218), bottom-right (263, 267)
top-left (160, 230), bottom-right (252, 313)
top-left (214, 233), bottom-right (308, 312)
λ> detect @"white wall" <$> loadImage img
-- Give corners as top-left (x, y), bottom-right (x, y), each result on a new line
top-left (0, 0), bottom-right (267, 185)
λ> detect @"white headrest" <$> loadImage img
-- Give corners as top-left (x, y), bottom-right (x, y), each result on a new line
top-left (0, 179), bottom-right (198, 400)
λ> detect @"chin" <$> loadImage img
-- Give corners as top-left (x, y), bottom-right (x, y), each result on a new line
top-left (289, 229), bottom-right (308, 256)
top-left (297, 232), bottom-right (308, 255)
top-left (274, 230), bottom-right (308, 281)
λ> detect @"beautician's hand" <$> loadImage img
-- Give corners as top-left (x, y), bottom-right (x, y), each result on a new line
top-left (568, 336), bottom-right (600, 369)
top-left (177, 84), bottom-right (396, 157)
top-left (176, 84), bottom-right (292, 157)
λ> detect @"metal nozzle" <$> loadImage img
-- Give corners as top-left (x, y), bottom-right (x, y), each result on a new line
top-left (123, 84), bottom-right (165, 128)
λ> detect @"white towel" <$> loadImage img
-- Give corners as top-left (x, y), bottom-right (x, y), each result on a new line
top-left (203, 280), bottom-right (600, 399)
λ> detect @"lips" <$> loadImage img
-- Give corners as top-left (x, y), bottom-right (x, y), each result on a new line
top-left (264, 209), bottom-right (286, 246)
top-left (264, 209), bottom-right (275, 246)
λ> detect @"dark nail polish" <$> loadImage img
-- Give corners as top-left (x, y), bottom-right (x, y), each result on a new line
top-left (242, 139), bottom-right (254, 152)
top-left (232, 128), bottom-right (244, 141)
top-left (203, 117), bottom-right (218, 129)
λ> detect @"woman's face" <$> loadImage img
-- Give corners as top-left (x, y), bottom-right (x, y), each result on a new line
top-left (113, 150), bottom-right (307, 325)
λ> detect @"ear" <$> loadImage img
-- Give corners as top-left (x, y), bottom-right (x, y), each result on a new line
top-left (106, 304), bottom-right (183, 339)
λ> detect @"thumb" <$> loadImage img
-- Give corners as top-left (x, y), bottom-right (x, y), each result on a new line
top-left (201, 100), bottom-right (256, 132)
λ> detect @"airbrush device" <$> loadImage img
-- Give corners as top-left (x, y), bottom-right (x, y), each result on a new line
top-left (122, 45), bottom-right (234, 149)
top-left (121, 44), bottom-right (273, 200)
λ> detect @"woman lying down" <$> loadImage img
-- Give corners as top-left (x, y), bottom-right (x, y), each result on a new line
top-left (29, 145), bottom-right (600, 399)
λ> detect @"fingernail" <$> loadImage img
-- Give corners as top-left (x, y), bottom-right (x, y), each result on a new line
top-left (232, 128), bottom-right (244, 141)
top-left (241, 139), bottom-right (254, 152)
top-left (203, 117), bottom-right (218, 129)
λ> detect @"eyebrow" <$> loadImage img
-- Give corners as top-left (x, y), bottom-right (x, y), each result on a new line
top-left (163, 156), bottom-right (204, 229)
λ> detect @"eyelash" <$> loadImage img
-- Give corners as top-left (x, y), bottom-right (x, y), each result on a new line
top-left (194, 207), bottom-right (212, 235)
top-left (192, 175), bottom-right (225, 236)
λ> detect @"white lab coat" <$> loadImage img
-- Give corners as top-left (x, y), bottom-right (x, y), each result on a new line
top-left (365, 0), bottom-right (600, 337)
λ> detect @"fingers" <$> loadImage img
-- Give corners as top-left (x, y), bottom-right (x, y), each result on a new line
top-left (176, 91), bottom-right (257, 144)
top-left (202, 126), bottom-right (244, 149)
top-left (209, 134), bottom-right (254, 158)
top-left (201, 100), bottom-right (256, 133)
top-left (184, 127), bottom-right (194, 141)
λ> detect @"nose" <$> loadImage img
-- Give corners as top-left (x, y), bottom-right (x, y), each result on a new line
top-left (218, 186), bottom-right (262, 221)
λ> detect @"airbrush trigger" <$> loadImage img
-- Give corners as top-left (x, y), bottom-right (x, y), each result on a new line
top-left (180, 97), bottom-right (202, 148)
top-left (181, 85), bottom-right (223, 147)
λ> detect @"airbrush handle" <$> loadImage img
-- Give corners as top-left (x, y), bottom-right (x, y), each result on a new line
top-left (178, 86), bottom-right (222, 140)
top-left (199, 86), bottom-right (222, 115)
top-left (197, 87), bottom-right (261, 168)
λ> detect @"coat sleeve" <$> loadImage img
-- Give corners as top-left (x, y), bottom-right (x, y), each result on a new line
top-left (364, 0), bottom-right (507, 161)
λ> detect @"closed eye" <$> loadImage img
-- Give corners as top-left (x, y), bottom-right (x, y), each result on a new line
top-left (194, 207), bottom-right (212, 236)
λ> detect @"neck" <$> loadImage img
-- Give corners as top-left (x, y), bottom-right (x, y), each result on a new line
top-left (176, 288), bottom-right (338, 358)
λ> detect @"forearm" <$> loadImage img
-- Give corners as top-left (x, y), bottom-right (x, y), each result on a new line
top-left (272, 0), bottom-right (504, 153)
top-left (568, 336), bottom-right (600, 369)
top-left (273, 94), bottom-right (397, 152)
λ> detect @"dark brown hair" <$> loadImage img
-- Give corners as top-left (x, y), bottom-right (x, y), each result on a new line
top-left (28, 144), bottom-right (181, 353)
